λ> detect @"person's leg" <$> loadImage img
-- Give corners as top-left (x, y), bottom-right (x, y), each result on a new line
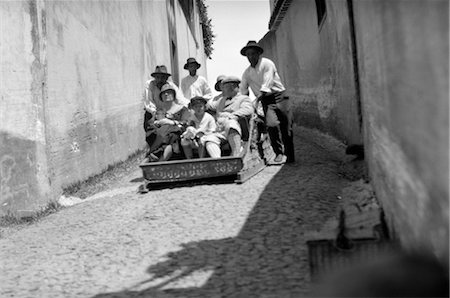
top-left (145, 132), bottom-right (157, 148)
top-left (227, 129), bottom-right (242, 157)
top-left (205, 142), bottom-right (221, 158)
top-left (148, 134), bottom-right (164, 153)
top-left (198, 143), bottom-right (205, 158)
top-left (262, 99), bottom-right (284, 157)
top-left (160, 145), bottom-right (173, 161)
top-left (277, 108), bottom-right (295, 163)
top-left (181, 139), bottom-right (193, 159)
top-left (266, 126), bottom-right (283, 156)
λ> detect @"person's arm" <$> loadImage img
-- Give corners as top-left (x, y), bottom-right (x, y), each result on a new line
top-left (202, 77), bottom-right (213, 100)
top-left (206, 95), bottom-right (218, 112)
top-left (240, 71), bottom-right (250, 96)
top-left (260, 60), bottom-right (275, 94)
top-left (180, 77), bottom-right (190, 100)
top-left (143, 81), bottom-right (156, 113)
top-left (231, 96), bottom-right (254, 118)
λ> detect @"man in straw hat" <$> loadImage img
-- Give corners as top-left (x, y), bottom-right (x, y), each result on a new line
top-left (203, 76), bottom-right (254, 158)
top-left (239, 40), bottom-right (295, 164)
top-left (142, 65), bottom-right (186, 146)
top-left (206, 75), bottom-right (226, 117)
top-left (180, 57), bottom-right (212, 101)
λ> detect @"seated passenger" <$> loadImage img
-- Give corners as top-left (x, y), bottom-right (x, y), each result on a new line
top-left (181, 96), bottom-right (216, 159)
top-left (203, 76), bottom-right (254, 158)
top-left (147, 84), bottom-right (190, 162)
top-left (143, 65), bottom-right (187, 149)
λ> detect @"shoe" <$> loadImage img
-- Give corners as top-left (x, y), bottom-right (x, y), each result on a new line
top-left (172, 142), bottom-right (180, 154)
top-left (286, 156), bottom-right (295, 164)
top-left (273, 154), bottom-right (286, 164)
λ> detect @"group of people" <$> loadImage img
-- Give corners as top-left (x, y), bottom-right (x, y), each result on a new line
top-left (142, 41), bottom-right (295, 164)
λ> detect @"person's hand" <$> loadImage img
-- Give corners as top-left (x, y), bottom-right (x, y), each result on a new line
top-left (218, 111), bottom-right (231, 118)
top-left (218, 112), bottom-right (236, 120)
top-left (154, 118), bottom-right (174, 126)
top-left (257, 91), bottom-right (267, 102)
top-left (274, 92), bottom-right (283, 101)
top-left (144, 104), bottom-right (154, 113)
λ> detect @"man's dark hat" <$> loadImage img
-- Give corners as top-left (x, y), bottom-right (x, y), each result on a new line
top-left (189, 96), bottom-right (208, 108)
top-left (240, 40), bottom-right (264, 56)
top-left (151, 65), bottom-right (171, 77)
top-left (214, 75), bottom-right (226, 92)
top-left (183, 57), bottom-right (201, 70)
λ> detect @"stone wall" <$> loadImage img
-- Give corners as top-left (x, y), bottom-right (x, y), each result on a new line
top-left (260, 0), bottom-right (362, 145)
top-left (0, 0), bottom-right (206, 216)
top-left (353, 0), bottom-right (449, 264)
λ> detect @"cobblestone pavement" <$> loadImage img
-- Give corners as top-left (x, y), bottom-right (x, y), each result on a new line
top-left (0, 127), bottom-right (353, 298)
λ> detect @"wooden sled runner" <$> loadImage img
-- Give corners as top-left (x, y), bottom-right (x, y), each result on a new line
top-left (139, 114), bottom-right (274, 192)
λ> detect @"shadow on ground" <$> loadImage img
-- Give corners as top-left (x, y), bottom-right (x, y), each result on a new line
top-left (93, 128), bottom-right (352, 297)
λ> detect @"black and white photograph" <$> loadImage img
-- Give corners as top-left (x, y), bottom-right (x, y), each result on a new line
top-left (0, 0), bottom-right (448, 297)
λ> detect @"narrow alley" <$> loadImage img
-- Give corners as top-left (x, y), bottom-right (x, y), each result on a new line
top-left (1, 0), bottom-right (448, 297)
top-left (0, 127), bottom-right (357, 298)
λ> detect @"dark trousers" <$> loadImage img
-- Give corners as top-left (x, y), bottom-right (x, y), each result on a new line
top-left (260, 92), bottom-right (295, 163)
top-left (144, 111), bottom-right (156, 148)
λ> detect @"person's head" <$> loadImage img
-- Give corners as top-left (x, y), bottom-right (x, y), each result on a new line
top-left (240, 41), bottom-right (264, 67)
top-left (221, 76), bottom-right (241, 98)
top-left (159, 84), bottom-right (176, 103)
top-left (214, 75), bottom-right (226, 92)
top-left (189, 96), bottom-right (207, 116)
top-left (183, 58), bottom-right (201, 75)
top-left (151, 65), bottom-right (171, 89)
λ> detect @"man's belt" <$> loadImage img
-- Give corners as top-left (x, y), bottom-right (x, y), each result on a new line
top-left (260, 91), bottom-right (289, 105)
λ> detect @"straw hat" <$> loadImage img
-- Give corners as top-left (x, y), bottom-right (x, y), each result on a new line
top-left (221, 76), bottom-right (241, 85)
top-left (214, 75), bottom-right (226, 91)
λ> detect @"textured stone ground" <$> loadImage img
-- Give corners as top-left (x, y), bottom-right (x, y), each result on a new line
top-left (0, 127), bottom-right (354, 298)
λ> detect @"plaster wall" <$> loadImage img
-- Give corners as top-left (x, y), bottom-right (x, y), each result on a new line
top-left (260, 0), bottom-right (362, 144)
top-left (44, 0), bottom-right (170, 192)
top-left (173, 0), bottom-right (207, 85)
top-left (353, 0), bottom-right (449, 263)
top-left (0, 1), bottom-right (51, 215)
top-left (1, 0), bottom-right (207, 215)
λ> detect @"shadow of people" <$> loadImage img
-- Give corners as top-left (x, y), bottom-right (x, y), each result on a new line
top-left (92, 127), bottom-right (352, 297)
top-left (92, 128), bottom-right (448, 298)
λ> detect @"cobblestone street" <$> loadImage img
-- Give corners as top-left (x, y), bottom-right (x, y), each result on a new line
top-left (0, 127), bottom-right (354, 298)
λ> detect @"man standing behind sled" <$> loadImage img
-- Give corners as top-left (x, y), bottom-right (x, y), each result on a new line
top-left (240, 41), bottom-right (295, 164)
top-left (181, 57), bottom-right (213, 101)
top-left (204, 76), bottom-right (254, 158)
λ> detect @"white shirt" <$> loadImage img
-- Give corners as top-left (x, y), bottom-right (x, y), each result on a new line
top-left (188, 112), bottom-right (216, 135)
top-left (181, 75), bottom-right (213, 100)
top-left (143, 80), bottom-right (187, 113)
top-left (240, 57), bottom-right (285, 98)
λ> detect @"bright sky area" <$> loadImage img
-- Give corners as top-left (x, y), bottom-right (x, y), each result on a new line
top-left (205, 0), bottom-right (271, 97)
